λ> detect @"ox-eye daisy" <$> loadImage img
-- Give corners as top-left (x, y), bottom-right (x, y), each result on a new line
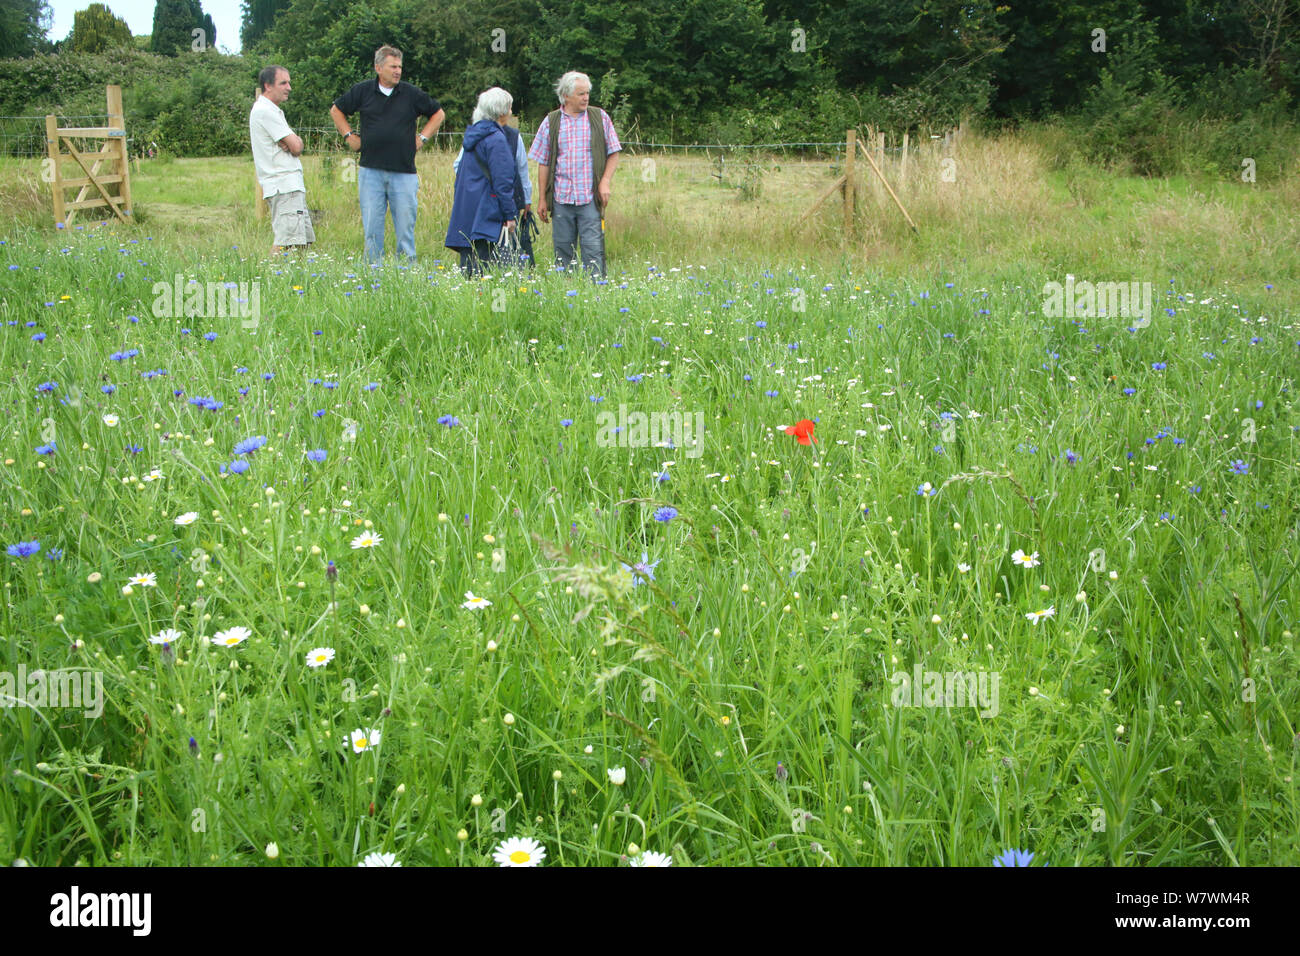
top-left (211, 626), bottom-right (252, 646)
top-left (1011, 549), bottom-right (1040, 569)
top-left (351, 530), bottom-right (383, 549)
top-left (358, 852), bottom-right (400, 867)
top-left (492, 836), bottom-right (546, 867)
top-left (150, 628), bottom-right (183, 644)
top-left (305, 647), bottom-right (335, 668)
top-left (350, 728), bottom-right (381, 753)
top-left (128, 572), bottom-right (157, 587)
top-left (462, 591), bottom-right (491, 610)
top-left (630, 851), bottom-right (672, 867)
top-left (175, 512), bottom-right (199, 526)
top-left (1025, 606), bottom-right (1056, 625)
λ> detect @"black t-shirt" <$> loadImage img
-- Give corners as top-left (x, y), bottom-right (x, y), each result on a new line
top-left (334, 79), bottom-right (441, 174)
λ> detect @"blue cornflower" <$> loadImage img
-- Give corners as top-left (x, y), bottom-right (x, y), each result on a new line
top-left (933, 445), bottom-right (944, 454)
top-left (1172, 437), bottom-right (1185, 446)
top-left (46, 548), bottom-right (63, 560)
top-left (323, 382), bottom-right (338, 390)
top-left (627, 374), bottom-right (643, 384)
top-left (126, 444), bottom-right (142, 454)
top-left (1123, 387), bottom-right (1136, 395)
top-left (560, 419), bottom-right (573, 427)
top-left (203, 332), bottom-right (218, 342)
top-left (36, 442), bottom-right (56, 455)
top-left (1188, 485), bottom-right (1201, 494)
top-left (263, 372), bottom-right (275, 380)
top-left (109, 351), bottom-right (127, 361)
top-left (364, 382), bottom-right (379, 391)
top-left (181, 328), bottom-right (191, 335)
top-left (589, 395), bottom-right (604, 403)
top-left (992, 849), bottom-right (1038, 867)
top-left (1064, 449), bottom-right (1078, 465)
top-left (125, 348), bottom-right (139, 358)
top-left (1203, 352), bottom-right (1215, 360)
top-left (306, 449), bottom-right (327, 462)
top-left (653, 506), bottom-right (679, 523)
top-left (1250, 336), bottom-right (1261, 345)
top-left (31, 332), bottom-right (46, 342)
top-left (1159, 512), bottom-right (1174, 522)
top-left (755, 320), bottom-right (767, 329)
top-left (235, 367), bottom-right (248, 374)
top-left (743, 374), bottom-right (752, 381)
top-left (1151, 361), bottom-right (1166, 370)
top-left (36, 381), bottom-right (57, 393)
top-left (437, 414), bottom-right (460, 427)
top-left (1230, 459), bottom-right (1249, 475)
top-left (655, 471), bottom-right (670, 483)
top-left (102, 384), bottom-right (115, 394)
top-left (621, 552), bottom-right (660, 585)
top-left (233, 435), bottom-right (267, 456)
top-left (238, 387), bottom-right (249, 396)
top-left (765, 390), bottom-right (779, 397)
top-left (7, 541), bottom-right (40, 558)
top-left (312, 409), bottom-right (326, 418)
top-left (228, 459), bottom-right (250, 474)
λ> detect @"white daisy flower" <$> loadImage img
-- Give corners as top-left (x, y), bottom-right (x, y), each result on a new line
top-left (350, 727), bottom-right (381, 753)
top-left (102, 414), bottom-right (120, 427)
top-left (1011, 549), bottom-right (1041, 569)
top-left (305, 647), bottom-right (335, 668)
top-left (174, 511), bottom-right (199, 526)
top-left (358, 851), bottom-right (400, 867)
top-left (1025, 606), bottom-right (1056, 625)
top-left (607, 766), bottom-right (627, 786)
top-left (462, 591), bottom-right (492, 610)
top-left (492, 836), bottom-right (546, 867)
top-left (957, 563), bottom-right (971, 573)
top-left (150, 628), bottom-right (183, 645)
top-left (142, 468), bottom-right (162, 482)
top-left (128, 572), bottom-right (157, 587)
top-left (351, 530), bottom-right (383, 549)
top-left (211, 625), bottom-right (252, 647)
top-left (629, 851), bottom-right (672, 867)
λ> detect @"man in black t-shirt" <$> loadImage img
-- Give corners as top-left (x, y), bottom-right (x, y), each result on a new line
top-left (329, 45), bottom-right (444, 261)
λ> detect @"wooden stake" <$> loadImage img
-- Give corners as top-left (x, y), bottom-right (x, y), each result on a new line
top-left (843, 129), bottom-right (855, 233)
top-left (900, 131), bottom-right (909, 188)
top-left (856, 134), bottom-right (918, 234)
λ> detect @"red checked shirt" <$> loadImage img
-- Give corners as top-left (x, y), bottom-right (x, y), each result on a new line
top-left (528, 108), bottom-right (621, 206)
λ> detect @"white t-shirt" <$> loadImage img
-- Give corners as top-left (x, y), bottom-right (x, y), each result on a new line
top-left (250, 95), bottom-right (305, 198)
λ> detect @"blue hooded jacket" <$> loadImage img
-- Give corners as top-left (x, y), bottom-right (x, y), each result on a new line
top-left (445, 120), bottom-right (519, 249)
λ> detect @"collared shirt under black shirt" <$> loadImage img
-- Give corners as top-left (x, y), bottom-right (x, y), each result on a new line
top-left (333, 79), bottom-right (441, 174)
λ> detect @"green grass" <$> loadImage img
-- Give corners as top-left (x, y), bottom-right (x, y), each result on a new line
top-left (0, 134), bottom-right (1297, 867)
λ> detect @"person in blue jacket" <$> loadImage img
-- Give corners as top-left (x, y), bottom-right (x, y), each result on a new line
top-left (446, 87), bottom-right (518, 275)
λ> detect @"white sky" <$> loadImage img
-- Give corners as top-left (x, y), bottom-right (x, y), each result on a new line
top-left (47, 0), bottom-right (244, 53)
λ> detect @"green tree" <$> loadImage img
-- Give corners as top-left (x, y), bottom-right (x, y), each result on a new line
top-left (241, 0), bottom-right (291, 49)
top-left (151, 0), bottom-right (216, 55)
top-left (0, 0), bottom-right (51, 57)
top-left (68, 3), bottom-right (134, 53)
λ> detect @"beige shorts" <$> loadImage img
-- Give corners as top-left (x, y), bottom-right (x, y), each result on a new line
top-left (268, 190), bottom-right (315, 247)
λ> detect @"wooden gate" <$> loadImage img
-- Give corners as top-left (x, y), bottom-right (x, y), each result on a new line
top-left (46, 84), bottom-right (133, 226)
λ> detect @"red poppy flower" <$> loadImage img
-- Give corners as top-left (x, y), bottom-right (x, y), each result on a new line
top-left (784, 419), bottom-right (817, 445)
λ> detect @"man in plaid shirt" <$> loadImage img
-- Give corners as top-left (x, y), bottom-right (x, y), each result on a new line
top-left (529, 71), bottom-right (621, 278)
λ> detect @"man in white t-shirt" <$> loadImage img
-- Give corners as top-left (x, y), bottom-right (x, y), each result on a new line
top-left (250, 65), bottom-right (315, 254)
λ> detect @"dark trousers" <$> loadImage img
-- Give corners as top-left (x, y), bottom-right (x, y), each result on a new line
top-left (458, 239), bottom-right (496, 276)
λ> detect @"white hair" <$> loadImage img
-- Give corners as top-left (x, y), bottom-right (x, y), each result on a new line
top-left (472, 86), bottom-right (513, 123)
top-left (555, 71), bottom-right (590, 104)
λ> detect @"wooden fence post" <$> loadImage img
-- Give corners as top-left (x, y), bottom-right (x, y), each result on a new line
top-left (843, 129), bottom-right (855, 233)
top-left (900, 131), bottom-right (909, 189)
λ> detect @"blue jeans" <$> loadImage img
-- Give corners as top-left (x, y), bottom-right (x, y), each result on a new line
top-left (358, 166), bottom-right (418, 261)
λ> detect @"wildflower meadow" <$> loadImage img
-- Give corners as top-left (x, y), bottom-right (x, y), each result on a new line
top-left (1, 212), bottom-right (1297, 869)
